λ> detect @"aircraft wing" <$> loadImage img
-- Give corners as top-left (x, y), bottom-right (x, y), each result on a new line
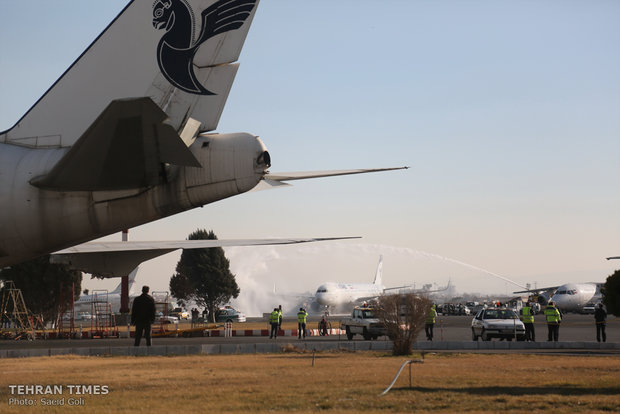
top-left (385, 280), bottom-right (451, 294)
top-left (513, 286), bottom-right (559, 295)
top-left (253, 167), bottom-right (409, 191)
top-left (51, 237), bottom-right (360, 278)
top-left (607, 256), bottom-right (620, 260)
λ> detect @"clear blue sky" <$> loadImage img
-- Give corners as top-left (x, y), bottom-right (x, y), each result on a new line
top-left (1, 1), bottom-right (618, 307)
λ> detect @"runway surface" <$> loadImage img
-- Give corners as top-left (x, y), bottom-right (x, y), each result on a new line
top-left (0, 314), bottom-right (617, 356)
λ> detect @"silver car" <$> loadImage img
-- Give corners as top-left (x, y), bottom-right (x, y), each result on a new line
top-left (471, 308), bottom-right (525, 341)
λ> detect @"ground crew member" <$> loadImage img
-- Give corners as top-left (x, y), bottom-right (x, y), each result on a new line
top-left (297, 307), bottom-right (308, 339)
top-left (269, 308), bottom-right (280, 339)
top-left (319, 315), bottom-right (329, 336)
top-left (594, 303), bottom-right (607, 343)
top-left (277, 305), bottom-right (283, 330)
top-left (544, 301), bottom-right (561, 341)
top-left (131, 286), bottom-right (156, 347)
top-left (520, 302), bottom-right (535, 342)
top-left (425, 304), bottom-right (437, 341)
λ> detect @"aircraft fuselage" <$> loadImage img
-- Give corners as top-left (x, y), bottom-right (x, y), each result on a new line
top-left (550, 282), bottom-right (599, 312)
top-left (0, 133), bottom-right (269, 267)
top-left (315, 282), bottom-right (385, 307)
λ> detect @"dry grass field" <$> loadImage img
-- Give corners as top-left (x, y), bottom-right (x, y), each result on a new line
top-left (1, 351), bottom-right (619, 413)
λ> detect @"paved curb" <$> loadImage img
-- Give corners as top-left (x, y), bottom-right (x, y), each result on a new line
top-left (413, 341), bottom-right (620, 350)
top-left (207, 328), bottom-right (344, 337)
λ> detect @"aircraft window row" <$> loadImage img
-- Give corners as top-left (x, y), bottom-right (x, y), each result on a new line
top-left (316, 288), bottom-right (327, 293)
top-left (556, 290), bottom-right (577, 295)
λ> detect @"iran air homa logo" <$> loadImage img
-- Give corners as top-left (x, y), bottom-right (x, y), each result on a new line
top-left (152, 0), bottom-right (257, 95)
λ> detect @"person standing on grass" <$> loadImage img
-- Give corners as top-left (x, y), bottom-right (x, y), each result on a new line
top-left (131, 286), bottom-right (156, 347)
top-left (594, 303), bottom-right (607, 343)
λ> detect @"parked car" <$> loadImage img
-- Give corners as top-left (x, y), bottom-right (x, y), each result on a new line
top-left (75, 312), bottom-right (93, 321)
top-left (215, 307), bottom-right (246, 323)
top-left (471, 308), bottom-right (525, 341)
top-left (155, 312), bottom-right (179, 324)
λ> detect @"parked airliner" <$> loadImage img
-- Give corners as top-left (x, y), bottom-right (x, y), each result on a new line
top-left (73, 267), bottom-right (140, 313)
top-left (515, 282), bottom-right (602, 312)
top-left (0, 0), bottom-right (405, 278)
top-left (311, 256), bottom-right (448, 312)
top-left (549, 283), bottom-right (602, 312)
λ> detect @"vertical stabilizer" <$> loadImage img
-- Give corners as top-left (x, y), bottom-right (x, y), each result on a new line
top-left (1, 0), bottom-right (260, 148)
top-left (110, 265), bottom-right (140, 295)
top-left (373, 255), bottom-right (384, 286)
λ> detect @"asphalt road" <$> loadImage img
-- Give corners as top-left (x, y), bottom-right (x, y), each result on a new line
top-left (0, 314), bottom-right (616, 351)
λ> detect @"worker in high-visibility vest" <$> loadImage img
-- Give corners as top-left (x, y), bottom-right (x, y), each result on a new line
top-left (297, 307), bottom-right (308, 339)
top-left (544, 301), bottom-right (561, 342)
top-left (277, 305), bottom-right (283, 329)
top-left (425, 304), bottom-right (437, 341)
top-left (520, 302), bottom-right (535, 342)
top-left (269, 308), bottom-right (280, 339)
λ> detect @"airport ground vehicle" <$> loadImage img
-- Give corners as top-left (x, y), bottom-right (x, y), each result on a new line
top-left (437, 303), bottom-right (471, 316)
top-left (215, 307), bottom-right (246, 323)
top-left (340, 306), bottom-right (386, 340)
top-left (471, 308), bottom-right (525, 341)
top-left (580, 303), bottom-right (596, 314)
top-left (170, 308), bottom-right (190, 320)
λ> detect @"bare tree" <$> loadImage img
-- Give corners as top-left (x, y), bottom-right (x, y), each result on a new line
top-left (376, 293), bottom-right (432, 356)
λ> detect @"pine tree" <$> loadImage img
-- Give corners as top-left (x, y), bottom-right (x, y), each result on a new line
top-left (602, 269), bottom-right (620, 316)
top-left (169, 229), bottom-right (240, 322)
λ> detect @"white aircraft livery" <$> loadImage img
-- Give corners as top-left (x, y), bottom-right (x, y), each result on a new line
top-left (0, 0), bottom-right (405, 277)
top-left (74, 267), bottom-right (140, 313)
top-left (314, 256), bottom-right (386, 309)
top-left (515, 282), bottom-right (602, 312)
top-left (312, 255), bottom-right (450, 312)
top-left (549, 283), bottom-right (602, 312)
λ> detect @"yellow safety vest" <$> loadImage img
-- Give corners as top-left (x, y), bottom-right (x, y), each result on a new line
top-left (269, 311), bottom-right (280, 323)
top-left (297, 311), bottom-right (307, 324)
top-left (544, 306), bottom-right (561, 324)
top-left (521, 306), bottom-right (534, 323)
top-left (426, 308), bottom-right (437, 324)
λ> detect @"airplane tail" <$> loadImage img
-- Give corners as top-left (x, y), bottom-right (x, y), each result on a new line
top-left (373, 255), bottom-right (384, 286)
top-left (1, 0), bottom-right (260, 149)
top-left (110, 265), bottom-right (140, 295)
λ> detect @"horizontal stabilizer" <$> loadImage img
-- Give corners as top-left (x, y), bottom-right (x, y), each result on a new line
top-left (250, 167), bottom-right (408, 192)
top-left (51, 237), bottom-right (360, 278)
top-left (264, 167), bottom-right (408, 182)
top-left (31, 98), bottom-right (201, 191)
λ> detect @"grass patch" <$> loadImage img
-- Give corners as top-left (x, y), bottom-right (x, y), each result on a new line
top-left (0, 352), bottom-right (619, 413)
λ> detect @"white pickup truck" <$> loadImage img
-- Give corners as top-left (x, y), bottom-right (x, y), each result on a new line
top-left (340, 306), bottom-right (386, 340)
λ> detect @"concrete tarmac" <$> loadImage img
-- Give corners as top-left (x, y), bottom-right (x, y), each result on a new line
top-left (0, 314), bottom-right (617, 357)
